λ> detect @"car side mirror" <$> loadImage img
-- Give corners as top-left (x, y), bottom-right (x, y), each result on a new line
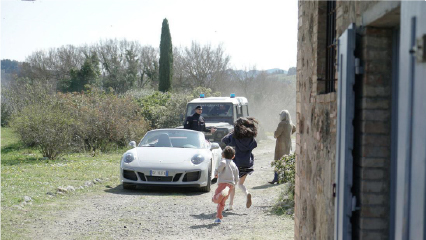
top-left (129, 141), bottom-right (136, 148)
top-left (210, 142), bottom-right (220, 150)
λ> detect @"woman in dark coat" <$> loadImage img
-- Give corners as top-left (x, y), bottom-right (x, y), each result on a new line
top-left (222, 117), bottom-right (258, 210)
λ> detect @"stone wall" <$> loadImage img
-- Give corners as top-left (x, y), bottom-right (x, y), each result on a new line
top-left (295, 1), bottom-right (337, 239)
top-left (295, 1), bottom-right (396, 239)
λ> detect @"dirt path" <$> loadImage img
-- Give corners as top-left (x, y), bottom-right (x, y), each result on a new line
top-left (25, 138), bottom-right (294, 239)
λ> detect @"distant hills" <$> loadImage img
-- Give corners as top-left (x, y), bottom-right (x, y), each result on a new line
top-left (265, 68), bottom-right (287, 74)
top-left (231, 67), bottom-right (296, 78)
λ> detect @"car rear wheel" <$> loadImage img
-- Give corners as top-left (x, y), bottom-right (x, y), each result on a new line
top-left (200, 161), bottom-right (212, 192)
top-left (123, 183), bottom-right (136, 190)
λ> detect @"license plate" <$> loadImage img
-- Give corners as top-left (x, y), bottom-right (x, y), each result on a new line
top-left (150, 170), bottom-right (168, 176)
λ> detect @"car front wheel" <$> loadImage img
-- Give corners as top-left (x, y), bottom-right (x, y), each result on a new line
top-left (200, 161), bottom-right (212, 192)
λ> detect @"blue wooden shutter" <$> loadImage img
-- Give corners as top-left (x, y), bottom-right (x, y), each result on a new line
top-left (334, 23), bottom-right (356, 240)
top-left (394, 2), bottom-right (426, 240)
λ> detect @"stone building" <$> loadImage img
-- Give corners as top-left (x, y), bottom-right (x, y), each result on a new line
top-left (295, 1), bottom-right (426, 239)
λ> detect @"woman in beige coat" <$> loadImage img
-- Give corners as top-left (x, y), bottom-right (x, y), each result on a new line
top-left (269, 110), bottom-right (296, 184)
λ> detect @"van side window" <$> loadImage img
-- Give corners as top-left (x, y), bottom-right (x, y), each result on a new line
top-left (236, 106), bottom-right (243, 118)
top-left (243, 105), bottom-right (249, 117)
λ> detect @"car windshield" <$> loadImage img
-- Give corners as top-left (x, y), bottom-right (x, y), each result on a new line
top-left (138, 130), bottom-right (205, 149)
top-left (187, 103), bottom-right (233, 118)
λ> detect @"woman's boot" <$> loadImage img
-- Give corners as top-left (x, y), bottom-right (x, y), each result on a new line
top-left (268, 172), bottom-right (279, 184)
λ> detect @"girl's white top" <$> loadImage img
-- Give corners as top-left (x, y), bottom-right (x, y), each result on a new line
top-left (214, 158), bottom-right (239, 185)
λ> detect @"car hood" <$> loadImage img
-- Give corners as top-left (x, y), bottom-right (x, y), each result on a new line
top-left (134, 147), bottom-right (204, 164)
top-left (205, 122), bottom-right (233, 128)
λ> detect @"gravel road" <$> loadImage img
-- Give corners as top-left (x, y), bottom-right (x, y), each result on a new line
top-left (26, 138), bottom-right (295, 240)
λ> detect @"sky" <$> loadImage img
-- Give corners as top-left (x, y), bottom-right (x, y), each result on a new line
top-left (1, 0), bottom-right (298, 71)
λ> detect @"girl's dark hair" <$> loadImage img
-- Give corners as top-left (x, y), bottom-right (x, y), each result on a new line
top-left (222, 146), bottom-right (235, 159)
top-left (233, 117), bottom-right (258, 139)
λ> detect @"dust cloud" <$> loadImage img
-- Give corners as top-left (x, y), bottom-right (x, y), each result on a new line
top-left (218, 73), bottom-right (297, 135)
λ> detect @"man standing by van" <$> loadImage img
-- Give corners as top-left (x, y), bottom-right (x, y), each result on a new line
top-left (184, 105), bottom-right (216, 133)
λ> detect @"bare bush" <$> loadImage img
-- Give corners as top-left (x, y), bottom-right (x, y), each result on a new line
top-left (9, 86), bottom-right (149, 158)
top-left (62, 88), bottom-right (149, 153)
top-left (1, 80), bottom-right (56, 127)
top-left (11, 98), bottom-right (75, 159)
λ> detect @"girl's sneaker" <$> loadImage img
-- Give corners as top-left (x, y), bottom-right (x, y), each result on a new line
top-left (214, 218), bottom-right (222, 224)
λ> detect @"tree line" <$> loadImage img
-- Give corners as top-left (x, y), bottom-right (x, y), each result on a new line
top-left (1, 36), bottom-right (296, 125)
top-left (1, 39), bottom-right (235, 94)
top-left (1, 19), bottom-right (296, 159)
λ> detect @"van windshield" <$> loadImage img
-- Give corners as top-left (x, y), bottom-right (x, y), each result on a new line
top-left (186, 103), bottom-right (233, 119)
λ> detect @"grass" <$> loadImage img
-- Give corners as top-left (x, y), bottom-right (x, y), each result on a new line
top-left (1, 127), bottom-right (126, 239)
top-left (271, 183), bottom-right (295, 217)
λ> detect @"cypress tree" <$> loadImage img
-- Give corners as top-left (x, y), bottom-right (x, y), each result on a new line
top-left (158, 18), bottom-right (173, 92)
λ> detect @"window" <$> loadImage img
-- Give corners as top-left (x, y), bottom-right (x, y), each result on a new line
top-left (325, 0), bottom-right (336, 93)
top-left (236, 106), bottom-right (243, 118)
top-left (243, 105), bottom-right (249, 116)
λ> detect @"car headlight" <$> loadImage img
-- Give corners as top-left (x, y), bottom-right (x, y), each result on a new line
top-left (123, 152), bottom-right (135, 163)
top-left (191, 154), bottom-right (205, 164)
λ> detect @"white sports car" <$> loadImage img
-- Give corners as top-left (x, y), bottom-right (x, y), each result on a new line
top-left (120, 129), bottom-right (222, 192)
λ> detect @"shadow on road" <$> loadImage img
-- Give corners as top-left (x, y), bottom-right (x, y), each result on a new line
top-left (190, 211), bottom-right (247, 220)
top-left (190, 223), bottom-right (220, 229)
top-left (104, 184), bottom-right (207, 197)
top-left (222, 211), bottom-right (248, 217)
top-left (190, 212), bottom-right (215, 220)
top-left (252, 183), bottom-right (280, 190)
top-left (189, 211), bottom-right (248, 229)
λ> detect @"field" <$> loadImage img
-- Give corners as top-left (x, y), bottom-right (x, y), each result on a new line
top-left (1, 127), bottom-right (124, 239)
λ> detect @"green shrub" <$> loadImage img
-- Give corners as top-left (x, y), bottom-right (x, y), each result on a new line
top-left (138, 91), bottom-right (173, 129)
top-left (271, 153), bottom-right (295, 216)
top-left (130, 87), bottom-right (221, 130)
top-left (131, 91), bottom-right (187, 129)
top-left (7, 83), bottom-right (221, 158)
top-left (125, 87), bottom-right (221, 130)
top-left (156, 92), bottom-right (194, 128)
top-left (271, 154), bottom-right (295, 188)
top-left (272, 183), bottom-right (296, 216)
top-left (189, 86), bottom-right (221, 98)
top-left (1, 101), bottom-right (12, 127)
top-left (11, 100), bottom-right (75, 159)
top-left (10, 86), bottom-right (149, 158)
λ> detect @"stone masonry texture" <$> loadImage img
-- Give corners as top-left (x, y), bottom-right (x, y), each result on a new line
top-left (296, 1), bottom-right (395, 239)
